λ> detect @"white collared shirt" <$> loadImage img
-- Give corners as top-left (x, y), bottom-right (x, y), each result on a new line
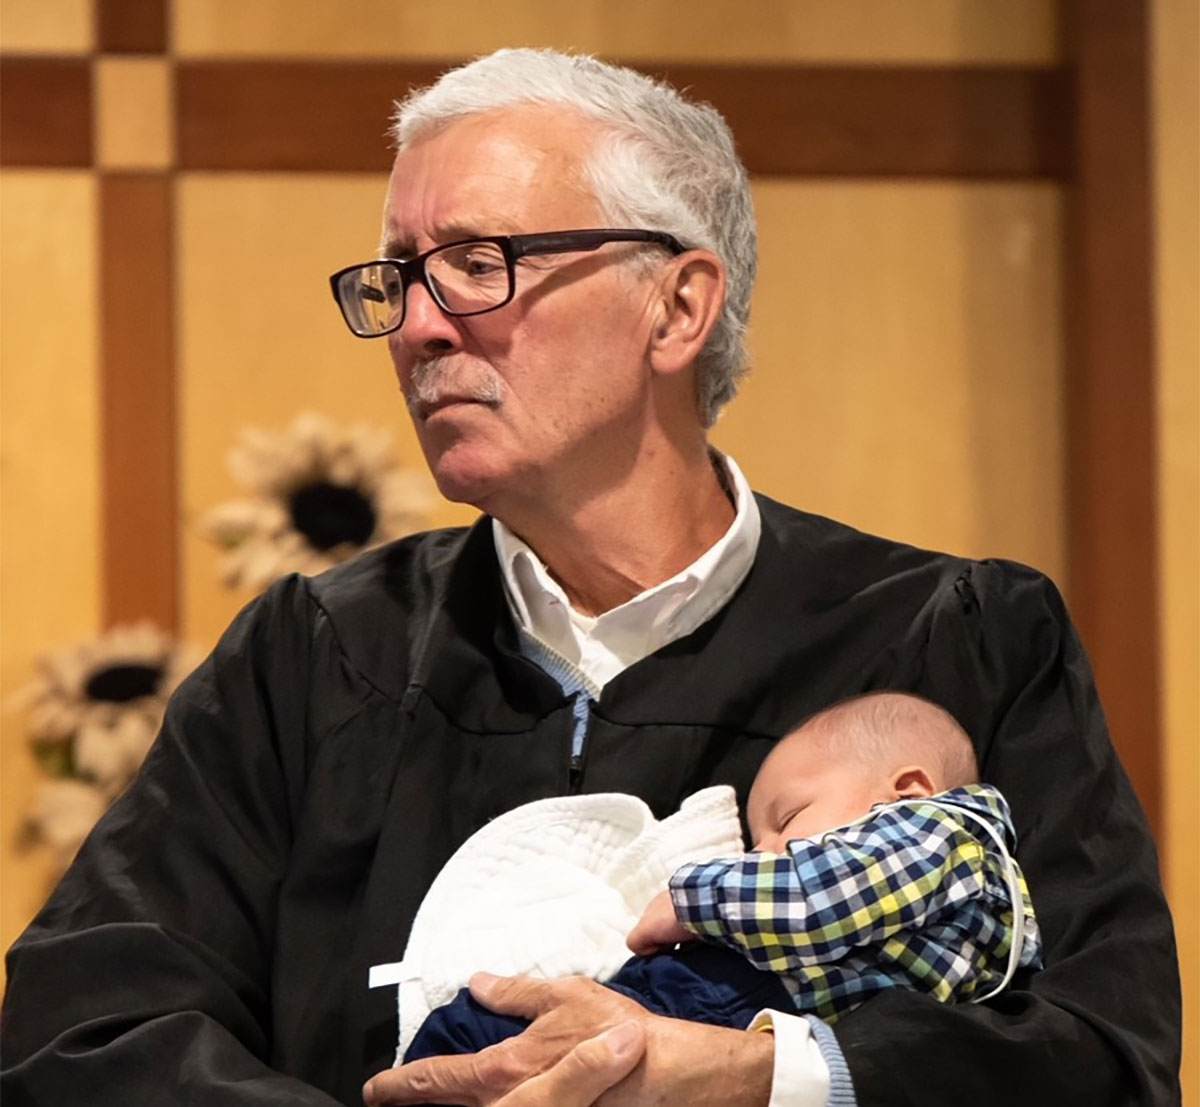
top-left (493, 453), bottom-right (761, 693)
top-left (492, 453), bottom-right (836, 1107)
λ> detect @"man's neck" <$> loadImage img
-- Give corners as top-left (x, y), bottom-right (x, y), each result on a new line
top-left (494, 444), bottom-right (735, 616)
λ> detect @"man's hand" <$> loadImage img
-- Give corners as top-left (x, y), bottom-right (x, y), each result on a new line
top-left (363, 972), bottom-right (774, 1107)
top-left (626, 891), bottom-right (694, 955)
top-left (364, 1021), bottom-right (645, 1107)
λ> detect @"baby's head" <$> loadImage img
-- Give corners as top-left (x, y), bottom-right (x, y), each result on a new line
top-left (747, 692), bottom-right (978, 852)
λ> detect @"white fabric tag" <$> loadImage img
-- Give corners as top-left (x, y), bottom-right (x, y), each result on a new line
top-left (368, 962), bottom-right (412, 989)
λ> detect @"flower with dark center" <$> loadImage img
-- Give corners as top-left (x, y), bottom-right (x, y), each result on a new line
top-left (15, 623), bottom-right (200, 873)
top-left (200, 413), bottom-right (433, 592)
top-left (84, 662), bottom-right (164, 704)
top-left (289, 480), bottom-right (378, 551)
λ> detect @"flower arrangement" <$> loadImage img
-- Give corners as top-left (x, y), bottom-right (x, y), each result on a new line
top-left (200, 412), bottom-right (434, 592)
top-left (15, 622), bottom-right (200, 872)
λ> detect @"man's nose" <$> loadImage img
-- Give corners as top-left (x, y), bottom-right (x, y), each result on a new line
top-left (395, 281), bottom-right (461, 357)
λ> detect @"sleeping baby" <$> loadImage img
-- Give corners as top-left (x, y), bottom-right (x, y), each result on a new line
top-left (371, 691), bottom-right (1043, 1064)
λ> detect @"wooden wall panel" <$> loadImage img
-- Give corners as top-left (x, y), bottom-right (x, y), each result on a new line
top-left (0, 173), bottom-right (102, 958)
top-left (715, 180), bottom-right (1065, 582)
top-left (0, 0), bottom-right (94, 53)
top-left (172, 0), bottom-right (1058, 64)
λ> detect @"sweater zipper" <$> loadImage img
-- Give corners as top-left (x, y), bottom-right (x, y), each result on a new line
top-left (568, 692), bottom-right (592, 794)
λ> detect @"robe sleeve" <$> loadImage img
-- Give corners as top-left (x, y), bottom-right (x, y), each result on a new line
top-left (831, 561), bottom-right (1181, 1106)
top-left (1, 576), bottom-right (342, 1106)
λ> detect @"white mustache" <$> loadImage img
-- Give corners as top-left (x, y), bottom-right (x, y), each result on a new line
top-left (406, 358), bottom-right (504, 414)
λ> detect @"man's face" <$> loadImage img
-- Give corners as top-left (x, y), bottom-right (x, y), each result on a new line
top-left (381, 106), bottom-right (664, 515)
top-left (746, 736), bottom-right (894, 853)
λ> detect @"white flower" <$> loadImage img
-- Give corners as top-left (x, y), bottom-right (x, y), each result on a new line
top-left (16, 622), bottom-right (199, 795)
top-left (199, 412), bottom-right (434, 592)
top-left (14, 622), bottom-right (198, 874)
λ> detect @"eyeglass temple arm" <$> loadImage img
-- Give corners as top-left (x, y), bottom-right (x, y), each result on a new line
top-left (513, 230), bottom-right (685, 258)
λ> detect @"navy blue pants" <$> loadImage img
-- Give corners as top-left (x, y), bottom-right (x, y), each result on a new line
top-left (405, 944), bottom-right (795, 1061)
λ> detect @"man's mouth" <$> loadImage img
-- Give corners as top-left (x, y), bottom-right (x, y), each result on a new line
top-left (415, 394), bottom-right (497, 420)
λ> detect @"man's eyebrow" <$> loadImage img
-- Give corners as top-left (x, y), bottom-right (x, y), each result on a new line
top-left (380, 234), bottom-right (416, 260)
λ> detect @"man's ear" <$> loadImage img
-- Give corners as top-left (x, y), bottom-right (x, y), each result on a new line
top-left (647, 251), bottom-right (725, 377)
top-left (891, 765), bottom-right (938, 800)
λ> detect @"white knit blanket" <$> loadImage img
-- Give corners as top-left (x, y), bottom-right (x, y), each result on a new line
top-left (368, 786), bottom-right (744, 1062)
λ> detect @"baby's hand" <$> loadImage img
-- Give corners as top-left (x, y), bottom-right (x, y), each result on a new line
top-left (626, 890), bottom-right (695, 955)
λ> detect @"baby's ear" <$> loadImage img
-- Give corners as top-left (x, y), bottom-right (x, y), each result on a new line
top-left (892, 765), bottom-right (937, 800)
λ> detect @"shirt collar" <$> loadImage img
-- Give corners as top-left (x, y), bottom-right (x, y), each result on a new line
top-left (492, 453), bottom-right (761, 689)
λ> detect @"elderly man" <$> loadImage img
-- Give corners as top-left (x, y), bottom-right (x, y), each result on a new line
top-left (2, 49), bottom-right (1180, 1107)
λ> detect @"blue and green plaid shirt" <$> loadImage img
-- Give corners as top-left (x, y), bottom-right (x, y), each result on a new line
top-left (669, 784), bottom-right (1043, 1022)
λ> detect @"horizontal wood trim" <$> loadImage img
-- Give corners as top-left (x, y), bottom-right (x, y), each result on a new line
top-left (177, 60), bottom-right (1072, 178)
top-left (100, 173), bottom-right (178, 631)
top-left (96, 0), bottom-right (168, 54)
top-left (177, 61), bottom-right (442, 173)
top-left (653, 64), bottom-right (1072, 178)
top-left (0, 58), bottom-right (92, 167)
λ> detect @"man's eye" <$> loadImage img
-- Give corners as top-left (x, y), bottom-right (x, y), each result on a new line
top-left (458, 249), bottom-right (505, 277)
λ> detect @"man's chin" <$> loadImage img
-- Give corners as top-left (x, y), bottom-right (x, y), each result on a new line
top-left (426, 455), bottom-right (506, 512)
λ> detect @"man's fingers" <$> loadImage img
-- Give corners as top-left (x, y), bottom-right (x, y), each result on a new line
top-left (492, 1022), bottom-right (645, 1107)
top-left (364, 1044), bottom-right (520, 1106)
top-left (468, 971), bottom-right (564, 1019)
top-left (362, 1022), bottom-right (645, 1107)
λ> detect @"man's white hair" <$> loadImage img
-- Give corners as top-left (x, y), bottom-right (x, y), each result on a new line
top-left (390, 48), bottom-right (758, 428)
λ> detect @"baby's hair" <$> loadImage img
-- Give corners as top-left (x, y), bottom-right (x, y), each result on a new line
top-left (795, 691), bottom-right (979, 791)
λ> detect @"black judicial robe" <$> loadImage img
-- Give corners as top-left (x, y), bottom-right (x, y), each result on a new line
top-left (2, 496), bottom-right (1181, 1105)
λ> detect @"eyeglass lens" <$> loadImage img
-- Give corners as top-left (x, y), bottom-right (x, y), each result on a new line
top-left (336, 241), bottom-right (512, 336)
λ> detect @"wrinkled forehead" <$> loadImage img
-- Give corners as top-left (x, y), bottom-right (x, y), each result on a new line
top-left (382, 106), bottom-right (606, 251)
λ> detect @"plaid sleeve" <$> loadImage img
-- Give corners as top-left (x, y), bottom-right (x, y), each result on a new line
top-left (668, 807), bottom-right (991, 974)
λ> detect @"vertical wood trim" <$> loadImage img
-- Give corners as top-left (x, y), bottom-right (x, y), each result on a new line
top-left (96, 0), bottom-right (169, 54)
top-left (99, 173), bottom-right (178, 631)
top-left (1063, 0), bottom-right (1161, 831)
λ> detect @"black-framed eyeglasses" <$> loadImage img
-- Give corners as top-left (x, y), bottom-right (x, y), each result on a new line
top-left (329, 228), bottom-right (686, 338)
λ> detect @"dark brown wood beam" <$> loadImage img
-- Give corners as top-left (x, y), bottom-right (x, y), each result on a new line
top-left (1062, 0), bottom-right (1161, 831)
top-left (176, 60), bottom-right (1072, 179)
top-left (0, 58), bottom-right (93, 167)
top-left (96, 0), bottom-right (169, 53)
top-left (649, 63), bottom-right (1072, 178)
top-left (99, 174), bottom-right (178, 632)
